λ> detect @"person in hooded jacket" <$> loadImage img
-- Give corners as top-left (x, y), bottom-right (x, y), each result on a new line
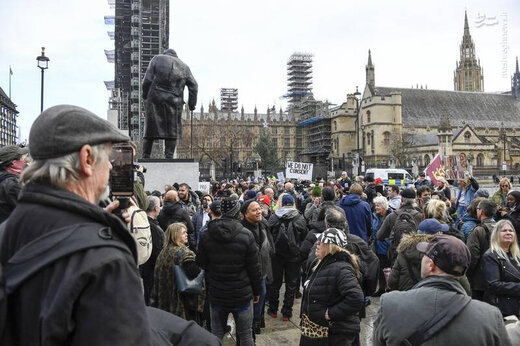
top-left (458, 197), bottom-right (483, 241)
top-left (196, 195), bottom-right (262, 345)
top-left (0, 145), bottom-right (29, 223)
top-left (268, 193), bottom-right (308, 321)
top-left (338, 183), bottom-right (372, 243)
top-left (300, 228), bottom-right (364, 346)
top-left (158, 190), bottom-right (195, 247)
top-left (498, 190), bottom-right (520, 233)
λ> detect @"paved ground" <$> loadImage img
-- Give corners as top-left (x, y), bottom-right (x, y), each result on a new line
top-left (223, 290), bottom-right (380, 345)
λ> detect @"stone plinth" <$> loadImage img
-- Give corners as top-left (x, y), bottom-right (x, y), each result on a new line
top-left (137, 159), bottom-right (199, 192)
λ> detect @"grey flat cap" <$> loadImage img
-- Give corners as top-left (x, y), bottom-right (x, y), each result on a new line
top-left (29, 105), bottom-right (130, 160)
top-left (0, 145), bottom-right (29, 167)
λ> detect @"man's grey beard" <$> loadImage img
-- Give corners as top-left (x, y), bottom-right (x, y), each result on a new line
top-left (98, 185), bottom-right (111, 204)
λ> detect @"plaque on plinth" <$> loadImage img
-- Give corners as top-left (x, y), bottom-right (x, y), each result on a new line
top-left (137, 159), bottom-right (199, 192)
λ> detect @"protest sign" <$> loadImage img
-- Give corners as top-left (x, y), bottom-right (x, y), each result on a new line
top-left (277, 172), bottom-right (285, 182)
top-left (198, 181), bottom-right (211, 194)
top-left (425, 153), bottom-right (467, 184)
top-left (285, 161), bottom-right (313, 180)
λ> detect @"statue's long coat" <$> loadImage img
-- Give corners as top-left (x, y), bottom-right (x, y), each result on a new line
top-left (142, 49), bottom-right (198, 139)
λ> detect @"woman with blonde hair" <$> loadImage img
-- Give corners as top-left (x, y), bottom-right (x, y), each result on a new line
top-left (491, 177), bottom-right (512, 208)
top-left (300, 228), bottom-right (364, 345)
top-left (152, 222), bottom-right (203, 323)
top-left (483, 219), bottom-right (520, 317)
top-left (425, 199), bottom-right (464, 241)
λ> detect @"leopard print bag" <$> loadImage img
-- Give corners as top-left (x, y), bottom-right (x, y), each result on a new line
top-left (301, 313), bottom-right (328, 338)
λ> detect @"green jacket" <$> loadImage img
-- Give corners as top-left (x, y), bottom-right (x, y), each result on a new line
top-left (490, 189), bottom-right (508, 208)
top-left (374, 276), bottom-right (511, 346)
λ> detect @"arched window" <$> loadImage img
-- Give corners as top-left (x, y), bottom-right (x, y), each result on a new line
top-left (367, 111), bottom-right (371, 123)
top-left (476, 153), bottom-right (484, 167)
top-left (464, 131), bottom-right (471, 143)
top-left (383, 131), bottom-right (390, 146)
top-left (333, 121), bottom-right (337, 131)
top-left (424, 154), bottom-right (431, 166)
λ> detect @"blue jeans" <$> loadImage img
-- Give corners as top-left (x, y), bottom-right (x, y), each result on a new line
top-left (210, 301), bottom-right (254, 346)
top-left (456, 205), bottom-right (467, 226)
top-left (254, 279), bottom-right (267, 320)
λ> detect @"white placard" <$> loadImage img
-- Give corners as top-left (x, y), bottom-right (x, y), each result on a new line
top-left (277, 172), bottom-right (285, 182)
top-left (198, 181), bottom-right (211, 194)
top-left (285, 161), bottom-right (313, 180)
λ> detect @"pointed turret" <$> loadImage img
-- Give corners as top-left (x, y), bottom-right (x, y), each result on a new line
top-left (254, 105), bottom-right (258, 121)
top-left (240, 105), bottom-right (244, 120)
top-left (454, 11), bottom-right (483, 91)
top-left (512, 56), bottom-right (520, 99)
top-left (366, 49), bottom-right (375, 90)
top-left (464, 10), bottom-right (470, 37)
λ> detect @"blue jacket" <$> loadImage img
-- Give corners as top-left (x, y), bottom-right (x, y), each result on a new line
top-left (372, 210), bottom-right (391, 255)
top-left (454, 177), bottom-right (479, 208)
top-left (338, 194), bottom-right (372, 242)
top-left (459, 213), bottom-right (479, 242)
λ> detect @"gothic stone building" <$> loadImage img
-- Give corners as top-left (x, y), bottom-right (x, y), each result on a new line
top-left (176, 101), bottom-right (299, 176)
top-left (331, 13), bottom-right (520, 175)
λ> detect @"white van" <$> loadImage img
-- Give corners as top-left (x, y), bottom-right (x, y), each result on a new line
top-left (365, 168), bottom-right (413, 186)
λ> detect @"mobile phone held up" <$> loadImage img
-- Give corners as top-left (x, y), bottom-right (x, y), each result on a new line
top-left (110, 143), bottom-right (134, 209)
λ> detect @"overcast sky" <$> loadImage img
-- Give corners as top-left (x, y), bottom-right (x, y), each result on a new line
top-left (1, 0), bottom-right (519, 141)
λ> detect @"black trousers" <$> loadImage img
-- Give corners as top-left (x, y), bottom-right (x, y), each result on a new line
top-left (142, 139), bottom-right (177, 158)
top-left (268, 254), bottom-right (300, 317)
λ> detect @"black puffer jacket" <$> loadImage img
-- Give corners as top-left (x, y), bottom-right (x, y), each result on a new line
top-left (484, 249), bottom-right (520, 317)
top-left (158, 200), bottom-right (194, 236)
top-left (196, 217), bottom-right (262, 307)
top-left (0, 171), bottom-right (21, 223)
top-left (302, 251), bottom-right (364, 335)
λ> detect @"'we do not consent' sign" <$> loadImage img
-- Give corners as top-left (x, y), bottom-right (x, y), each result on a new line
top-left (286, 161), bottom-right (313, 180)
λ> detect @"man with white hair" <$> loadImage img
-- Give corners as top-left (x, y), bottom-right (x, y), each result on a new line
top-left (0, 105), bottom-right (152, 345)
top-left (0, 105), bottom-right (219, 345)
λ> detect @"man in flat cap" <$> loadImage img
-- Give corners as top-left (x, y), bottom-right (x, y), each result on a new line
top-left (373, 235), bottom-right (511, 346)
top-left (0, 105), bottom-right (220, 346)
top-left (0, 145), bottom-right (29, 222)
top-left (141, 49), bottom-right (198, 158)
top-left (0, 105), bottom-right (153, 345)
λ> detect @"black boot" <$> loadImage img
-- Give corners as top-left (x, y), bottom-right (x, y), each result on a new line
top-left (254, 320), bottom-right (262, 334)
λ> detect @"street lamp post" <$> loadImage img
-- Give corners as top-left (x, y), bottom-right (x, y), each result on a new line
top-left (36, 47), bottom-right (50, 112)
top-left (500, 125), bottom-right (507, 176)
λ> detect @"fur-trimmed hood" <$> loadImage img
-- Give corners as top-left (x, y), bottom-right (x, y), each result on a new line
top-left (397, 233), bottom-right (435, 255)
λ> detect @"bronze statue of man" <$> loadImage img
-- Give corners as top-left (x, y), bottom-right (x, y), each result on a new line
top-left (141, 49), bottom-right (198, 158)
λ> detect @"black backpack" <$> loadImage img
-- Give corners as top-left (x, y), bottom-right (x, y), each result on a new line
top-left (0, 222), bottom-right (132, 345)
top-left (389, 210), bottom-right (419, 261)
top-left (274, 219), bottom-right (299, 258)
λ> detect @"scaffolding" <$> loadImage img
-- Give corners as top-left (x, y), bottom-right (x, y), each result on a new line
top-left (284, 52), bottom-right (313, 114)
top-left (220, 88), bottom-right (238, 112)
top-left (112, 0), bottom-right (169, 141)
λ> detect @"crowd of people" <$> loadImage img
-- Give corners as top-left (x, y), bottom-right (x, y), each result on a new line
top-left (2, 104), bottom-right (520, 345)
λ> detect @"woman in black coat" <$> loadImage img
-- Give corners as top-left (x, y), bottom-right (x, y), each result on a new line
top-left (300, 228), bottom-right (364, 346)
top-left (484, 219), bottom-right (520, 317)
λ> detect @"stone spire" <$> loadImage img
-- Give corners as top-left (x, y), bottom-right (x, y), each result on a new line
top-left (438, 114), bottom-right (452, 132)
top-left (512, 57), bottom-right (520, 99)
top-left (254, 105), bottom-right (258, 121)
top-left (454, 11), bottom-right (484, 91)
top-left (240, 105), bottom-right (245, 120)
top-left (366, 49), bottom-right (375, 90)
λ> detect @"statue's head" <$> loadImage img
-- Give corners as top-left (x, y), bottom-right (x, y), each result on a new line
top-left (164, 49), bottom-right (178, 57)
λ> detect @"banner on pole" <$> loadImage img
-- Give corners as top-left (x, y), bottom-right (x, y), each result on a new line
top-left (285, 161), bottom-right (313, 180)
top-left (425, 154), bottom-right (467, 185)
